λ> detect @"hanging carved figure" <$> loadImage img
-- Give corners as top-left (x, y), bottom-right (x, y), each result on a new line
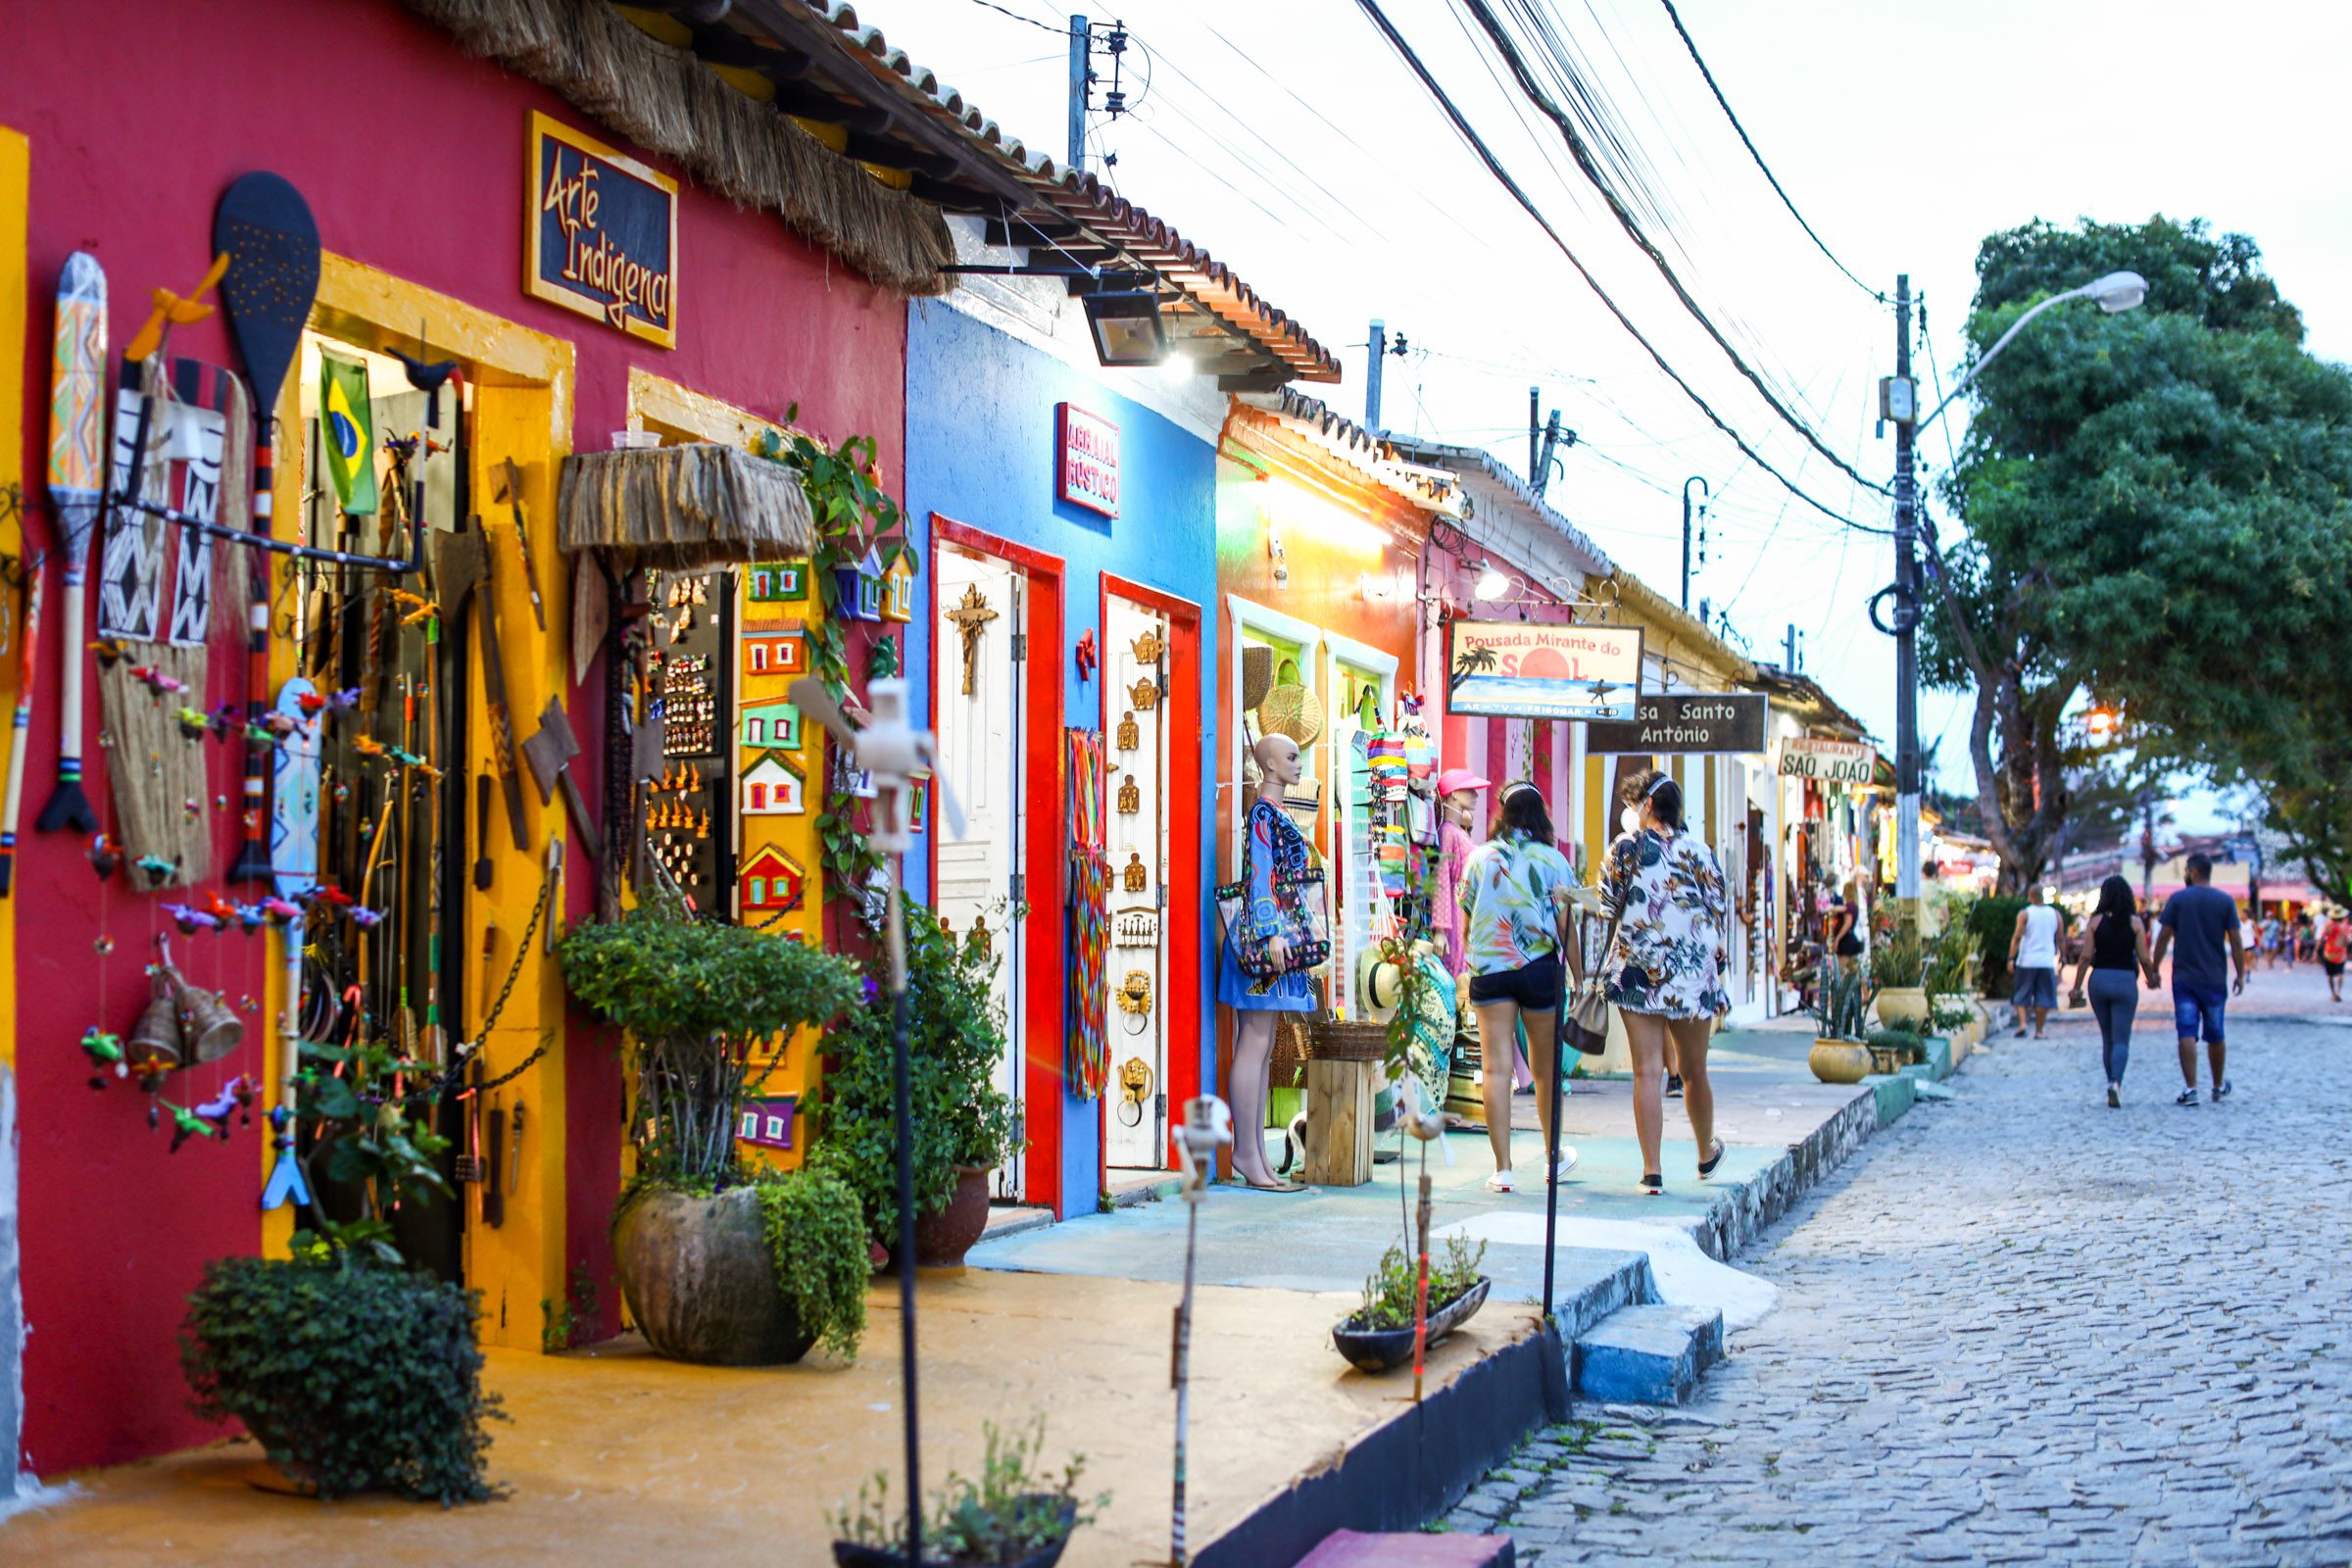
top-left (1117, 773), bottom-right (1140, 814)
top-left (946, 582), bottom-right (1000, 699)
top-left (1129, 676), bottom-right (1158, 712)
top-left (1116, 710), bottom-right (1140, 753)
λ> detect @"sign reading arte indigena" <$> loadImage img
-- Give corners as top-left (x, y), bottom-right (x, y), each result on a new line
top-left (1778, 735), bottom-right (1878, 784)
top-left (1057, 402), bottom-right (1119, 517)
top-left (527, 112), bottom-right (677, 348)
top-left (1587, 692), bottom-right (1767, 755)
top-left (1447, 620), bottom-right (1642, 720)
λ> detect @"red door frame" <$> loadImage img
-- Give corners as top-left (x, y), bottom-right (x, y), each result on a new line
top-left (926, 514), bottom-right (1068, 1217)
top-left (1098, 575), bottom-right (1202, 1180)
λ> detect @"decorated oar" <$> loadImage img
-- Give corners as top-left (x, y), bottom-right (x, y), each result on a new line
top-left (36, 252), bottom-right (106, 835)
top-left (0, 553), bottom-right (46, 895)
top-left (214, 172), bottom-right (320, 881)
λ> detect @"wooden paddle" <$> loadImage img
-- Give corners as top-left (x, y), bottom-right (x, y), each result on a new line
top-left (214, 173), bottom-right (320, 881)
top-left (0, 554), bottom-right (45, 895)
top-left (36, 253), bottom-right (106, 835)
top-left (433, 526), bottom-right (528, 854)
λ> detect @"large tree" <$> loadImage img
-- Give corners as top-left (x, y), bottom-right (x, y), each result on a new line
top-left (1922, 216), bottom-right (2352, 892)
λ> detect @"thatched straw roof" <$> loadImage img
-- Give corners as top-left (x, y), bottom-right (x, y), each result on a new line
top-left (402, 0), bottom-right (953, 295)
top-left (559, 444), bottom-right (814, 569)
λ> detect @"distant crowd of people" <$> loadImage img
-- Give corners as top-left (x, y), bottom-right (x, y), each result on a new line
top-left (2005, 857), bottom-right (2352, 1109)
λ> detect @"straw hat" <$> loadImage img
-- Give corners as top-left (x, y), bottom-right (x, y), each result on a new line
top-left (1361, 950), bottom-right (1404, 1022)
top-left (1254, 679), bottom-right (1325, 749)
top-left (1242, 646), bottom-right (1274, 712)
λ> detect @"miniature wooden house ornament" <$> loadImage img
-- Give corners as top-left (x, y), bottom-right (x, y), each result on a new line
top-left (741, 619), bottom-right (807, 678)
top-left (741, 751), bottom-right (806, 816)
top-left (740, 699), bottom-right (803, 751)
top-left (737, 1095), bottom-right (798, 1152)
top-left (879, 550), bottom-right (916, 623)
top-left (747, 561), bottom-right (808, 604)
top-left (739, 842), bottom-right (808, 914)
top-left (833, 547), bottom-right (885, 621)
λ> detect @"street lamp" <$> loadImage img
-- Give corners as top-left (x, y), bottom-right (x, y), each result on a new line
top-left (1885, 269), bottom-right (2146, 923)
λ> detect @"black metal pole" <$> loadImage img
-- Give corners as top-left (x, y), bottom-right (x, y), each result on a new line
top-left (1893, 274), bottom-right (1922, 921)
top-left (892, 975), bottom-right (920, 1566)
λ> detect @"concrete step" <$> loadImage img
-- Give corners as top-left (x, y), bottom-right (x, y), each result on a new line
top-left (1293, 1528), bottom-right (1515, 1567)
top-left (1572, 1301), bottom-right (1725, 1405)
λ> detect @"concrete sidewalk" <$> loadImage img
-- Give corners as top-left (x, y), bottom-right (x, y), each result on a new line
top-left (0, 1026), bottom-right (1917, 1566)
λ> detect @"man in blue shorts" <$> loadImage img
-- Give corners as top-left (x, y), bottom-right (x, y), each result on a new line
top-left (2148, 853), bottom-right (2249, 1106)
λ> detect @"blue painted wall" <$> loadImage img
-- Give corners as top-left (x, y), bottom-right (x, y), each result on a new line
top-left (903, 299), bottom-right (1221, 1212)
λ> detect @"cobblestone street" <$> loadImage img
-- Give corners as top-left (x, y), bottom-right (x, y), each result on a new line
top-left (1448, 968), bottom-right (2352, 1565)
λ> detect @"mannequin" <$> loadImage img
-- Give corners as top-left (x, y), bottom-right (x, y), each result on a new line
top-left (1220, 732), bottom-right (1321, 1190)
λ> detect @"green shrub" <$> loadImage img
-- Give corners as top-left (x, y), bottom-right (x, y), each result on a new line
top-left (1864, 1028), bottom-right (1927, 1056)
top-left (810, 896), bottom-right (1018, 1237)
top-left (1930, 1002), bottom-right (1977, 1034)
top-left (1345, 1236), bottom-right (1488, 1332)
top-left (1966, 895), bottom-right (2029, 1000)
top-left (756, 1167), bottom-right (869, 1359)
top-left (1868, 929), bottom-right (1926, 990)
top-left (831, 1416), bottom-right (1102, 1563)
top-left (181, 1257), bottom-right (501, 1503)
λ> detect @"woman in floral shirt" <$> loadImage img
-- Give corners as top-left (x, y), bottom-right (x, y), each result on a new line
top-left (1600, 768), bottom-right (1731, 1195)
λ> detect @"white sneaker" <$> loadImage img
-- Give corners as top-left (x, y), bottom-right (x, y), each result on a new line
top-left (1485, 1170), bottom-right (1515, 1193)
top-left (1553, 1149), bottom-right (1580, 1180)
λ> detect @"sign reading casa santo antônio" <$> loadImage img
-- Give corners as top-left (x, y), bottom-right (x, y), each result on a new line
top-left (527, 111), bottom-right (678, 348)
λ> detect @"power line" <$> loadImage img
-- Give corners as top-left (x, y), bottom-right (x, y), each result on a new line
top-left (1654, 0), bottom-right (1884, 302)
top-left (956, 0), bottom-right (1071, 37)
top-left (1461, 0), bottom-right (1890, 499)
top-left (1350, 0), bottom-right (1888, 536)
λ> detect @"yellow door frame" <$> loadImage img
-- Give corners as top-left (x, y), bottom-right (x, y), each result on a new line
top-left (267, 255), bottom-right (574, 1350)
top-left (0, 126), bottom-right (26, 1084)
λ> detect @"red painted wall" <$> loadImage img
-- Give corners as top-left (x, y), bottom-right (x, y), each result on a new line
top-left (3, 0), bottom-right (906, 1473)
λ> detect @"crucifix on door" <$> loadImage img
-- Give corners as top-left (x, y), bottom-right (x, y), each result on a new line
top-left (947, 581), bottom-right (1000, 698)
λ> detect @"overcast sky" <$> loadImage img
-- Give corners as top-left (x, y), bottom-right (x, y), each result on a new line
top-left (873, 0), bottom-right (2352, 816)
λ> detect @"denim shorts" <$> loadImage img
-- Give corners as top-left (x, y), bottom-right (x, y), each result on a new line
top-left (1468, 952), bottom-right (1563, 1012)
top-left (2012, 966), bottom-right (2057, 1010)
top-left (2172, 985), bottom-right (2228, 1044)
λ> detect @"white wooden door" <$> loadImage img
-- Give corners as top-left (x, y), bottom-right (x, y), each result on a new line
top-left (934, 547), bottom-right (1025, 1200)
top-left (1103, 596), bottom-right (1168, 1168)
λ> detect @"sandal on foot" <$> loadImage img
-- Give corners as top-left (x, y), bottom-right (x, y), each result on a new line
top-left (1640, 1172), bottom-right (1663, 1195)
top-left (1697, 1139), bottom-right (1727, 1180)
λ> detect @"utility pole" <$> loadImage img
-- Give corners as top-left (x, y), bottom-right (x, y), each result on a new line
top-left (1366, 319), bottom-right (1387, 431)
top-left (1066, 16), bottom-right (1091, 172)
top-left (1528, 386), bottom-right (1541, 483)
top-left (1890, 273), bottom-right (1923, 924)
top-left (1534, 410), bottom-right (1568, 498)
top-left (1785, 623), bottom-right (1801, 672)
top-left (1681, 476), bottom-right (1709, 612)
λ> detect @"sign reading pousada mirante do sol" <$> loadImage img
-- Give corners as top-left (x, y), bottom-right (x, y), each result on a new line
top-left (527, 112), bottom-right (677, 348)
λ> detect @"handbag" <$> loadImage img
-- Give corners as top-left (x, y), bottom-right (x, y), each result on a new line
top-left (1563, 853), bottom-right (1624, 1058)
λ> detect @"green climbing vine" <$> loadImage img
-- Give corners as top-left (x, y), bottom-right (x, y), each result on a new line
top-left (757, 416), bottom-right (917, 915)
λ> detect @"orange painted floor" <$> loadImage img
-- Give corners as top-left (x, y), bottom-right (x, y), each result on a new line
top-left (5, 1267), bottom-right (1537, 1567)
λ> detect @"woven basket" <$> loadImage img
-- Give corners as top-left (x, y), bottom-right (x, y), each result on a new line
top-left (1242, 646), bottom-right (1274, 711)
top-left (1309, 1016), bottom-right (1391, 1062)
top-left (1270, 1011), bottom-right (1314, 1083)
top-left (1256, 681), bottom-right (1324, 748)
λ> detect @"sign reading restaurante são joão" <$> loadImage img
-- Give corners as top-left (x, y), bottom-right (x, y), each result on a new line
top-left (1057, 402), bottom-right (1119, 517)
top-left (527, 111), bottom-right (678, 348)
top-left (1777, 736), bottom-right (1878, 784)
top-left (1447, 620), bottom-right (1643, 720)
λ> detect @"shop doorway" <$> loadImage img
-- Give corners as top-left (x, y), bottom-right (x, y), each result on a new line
top-left (932, 543), bottom-right (1029, 1200)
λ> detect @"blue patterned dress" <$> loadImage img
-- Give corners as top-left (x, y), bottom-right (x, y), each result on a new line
top-left (1217, 799), bottom-right (1319, 1011)
top-left (1600, 828), bottom-right (1731, 1019)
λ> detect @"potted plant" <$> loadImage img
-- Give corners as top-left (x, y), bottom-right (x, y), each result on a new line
top-left (179, 1034), bottom-right (499, 1501)
top-left (1330, 1235), bottom-right (1492, 1373)
top-left (1808, 966), bottom-right (1873, 1084)
top-left (1870, 929), bottom-right (1930, 1029)
top-left (559, 893), bottom-right (864, 1365)
top-left (811, 896), bottom-right (1018, 1269)
top-left (830, 1417), bottom-right (1104, 1568)
top-left (1862, 1027), bottom-right (1928, 1075)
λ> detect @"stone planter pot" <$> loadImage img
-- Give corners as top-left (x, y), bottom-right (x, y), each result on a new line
top-left (832, 1497), bottom-right (1077, 1568)
top-left (913, 1166), bottom-right (993, 1268)
top-left (1874, 986), bottom-right (1930, 1030)
top-left (1331, 1277), bottom-right (1493, 1373)
top-left (612, 1185), bottom-right (813, 1366)
top-left (1809, 1040), bottom-right (1872, 1085)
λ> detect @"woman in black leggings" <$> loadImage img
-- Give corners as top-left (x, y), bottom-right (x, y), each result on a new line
top-left (2069, 874), bottom-right (2160, 1107)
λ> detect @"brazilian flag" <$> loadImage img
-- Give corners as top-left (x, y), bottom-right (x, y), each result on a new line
top-left (318, 352), bottom-right (379, 515)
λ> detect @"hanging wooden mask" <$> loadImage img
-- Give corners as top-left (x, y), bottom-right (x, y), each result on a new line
top-left (1117, 774), bottom-right (1141, 814)
top-left (1116, 710), bottom-right (1140, 752)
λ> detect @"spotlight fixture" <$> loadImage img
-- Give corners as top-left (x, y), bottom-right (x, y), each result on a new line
top-left (1082, 288), bottom-right (1168, 368)
top-left (1474, 562), bottom-right (1510, 601)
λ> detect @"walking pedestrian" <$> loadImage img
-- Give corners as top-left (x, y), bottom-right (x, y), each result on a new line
top-left (2148, 852), bottom-right (2249, 1105)
top-left (2008, 885), bottom-right (2062, 1040)
top-left (1457, 778), bottom-right (1578, 1192)
top-left (2068, 874), bottom-right (2160, 1106)
top-left (2320, 906), bottom-right (2351, 1003)
top-left (1600, 768), bottom-right (1731, 1195)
